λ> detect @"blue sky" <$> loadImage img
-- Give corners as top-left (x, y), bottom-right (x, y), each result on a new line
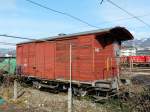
top-left (0, 0), bottom-right (150, 48)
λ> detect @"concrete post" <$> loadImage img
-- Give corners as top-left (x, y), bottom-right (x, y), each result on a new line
top-left (14, 79), bottom-right (17, 100)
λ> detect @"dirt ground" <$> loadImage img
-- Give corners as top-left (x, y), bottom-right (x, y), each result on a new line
top-left (0, 71), bottom-right (150, 112)
top-left (0, 85), bottom-right (110, 112)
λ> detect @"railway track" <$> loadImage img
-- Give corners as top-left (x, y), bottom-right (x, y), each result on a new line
top-left (121, 67), bottom-right (150, 72)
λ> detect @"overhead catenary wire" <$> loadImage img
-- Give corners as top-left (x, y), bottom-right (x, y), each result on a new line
top-left (1, 13), bottom-right (149, 42)
top-left (100, 0), bottom-right (104, 4)
top-left (98, 13), bottom-right (150, 25)
top-left (2, 0), bottom-right (150, 41)
top-left (0, 22), bottom-right (149, 43)
top-left (1, 10), bottom-right (150, 42)
top-left (25, 0), bottom-right (100, 29)
top-left (106, 0), bottom-right (150, 28)
top-left (65, 12), bottom-right (150, 31)
top-left (0, 34), bottom-right (72, 44)
top-left (0, 13), bottom-right (149, 43)
top-left (0, 34), bottom-right (50, 42)
top-left (1, 0), bottom-right (150, 43)
top-left (0, 41), bottom-right (16, 46)
top-left (26, 0), bottom-right (150, 30)
top-left (0, 34), bottom-right (37, 41)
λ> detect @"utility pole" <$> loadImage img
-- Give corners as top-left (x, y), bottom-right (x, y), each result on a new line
top-left (68, 43), bottom-right (72, 112)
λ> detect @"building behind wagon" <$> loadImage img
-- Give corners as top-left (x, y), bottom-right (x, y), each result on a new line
top-left (120, 46), bottom-right (137, 56)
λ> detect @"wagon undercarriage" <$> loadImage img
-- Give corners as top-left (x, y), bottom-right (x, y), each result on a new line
top-left (18, 75), bottom-right (118, 100)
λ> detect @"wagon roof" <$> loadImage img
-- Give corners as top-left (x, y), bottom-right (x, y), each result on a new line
top-left (17, 26), bottom-right (133, 44)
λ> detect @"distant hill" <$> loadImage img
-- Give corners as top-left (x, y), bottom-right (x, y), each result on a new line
top-left (140, 38), bottom-right (150, 47)
top-left (123, 38), bottom-right (150, 47)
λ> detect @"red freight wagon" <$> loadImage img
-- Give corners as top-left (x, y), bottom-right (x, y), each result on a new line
top-left (16, 27), bottom-right (133, 95)
top-left (121, 56), bottom-right (150, 67)
top-left (145, 56), bottom-right (150, 63)
top-left (145, 56), bottom-right (150, 67)
top-left (128, 56), bottom-right (146, 63)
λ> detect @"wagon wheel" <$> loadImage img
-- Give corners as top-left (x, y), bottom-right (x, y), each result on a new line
top-left (79, 90), bottom-right (87, 97)
top-left (33, 81), bottom-right (41, 89)
top-left (72, 87), bottom-right (87, 97)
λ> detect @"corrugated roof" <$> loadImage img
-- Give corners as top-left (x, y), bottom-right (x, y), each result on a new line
top-left (17, 26), bottom-right (134, 45)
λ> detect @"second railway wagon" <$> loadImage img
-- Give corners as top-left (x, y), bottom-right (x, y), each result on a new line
top-left (121, 56), bottom-right (150, 67)
top-left (16, 27), bottom-right (133, 95)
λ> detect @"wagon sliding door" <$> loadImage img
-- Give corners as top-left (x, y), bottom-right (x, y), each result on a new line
top-left (28, 43), bottom-right (36, 76)
top-left (44, 42), bottom-right (55, 80)
top-left (35, 42), bottom-right (45, 78)
top-left (79, 35), bottom-right (95, 81)
top-left (22, 44), bottom-right (29, 75)
top-left (55, 40), bottom-right (68, 80)
top-left (55, 39), bottom-right (79, 81)
top-left (35, 42), bottom-right (55, 80)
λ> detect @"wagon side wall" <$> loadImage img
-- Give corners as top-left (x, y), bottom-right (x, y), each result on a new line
top-left (16, 34), bottom-right (118, 82)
